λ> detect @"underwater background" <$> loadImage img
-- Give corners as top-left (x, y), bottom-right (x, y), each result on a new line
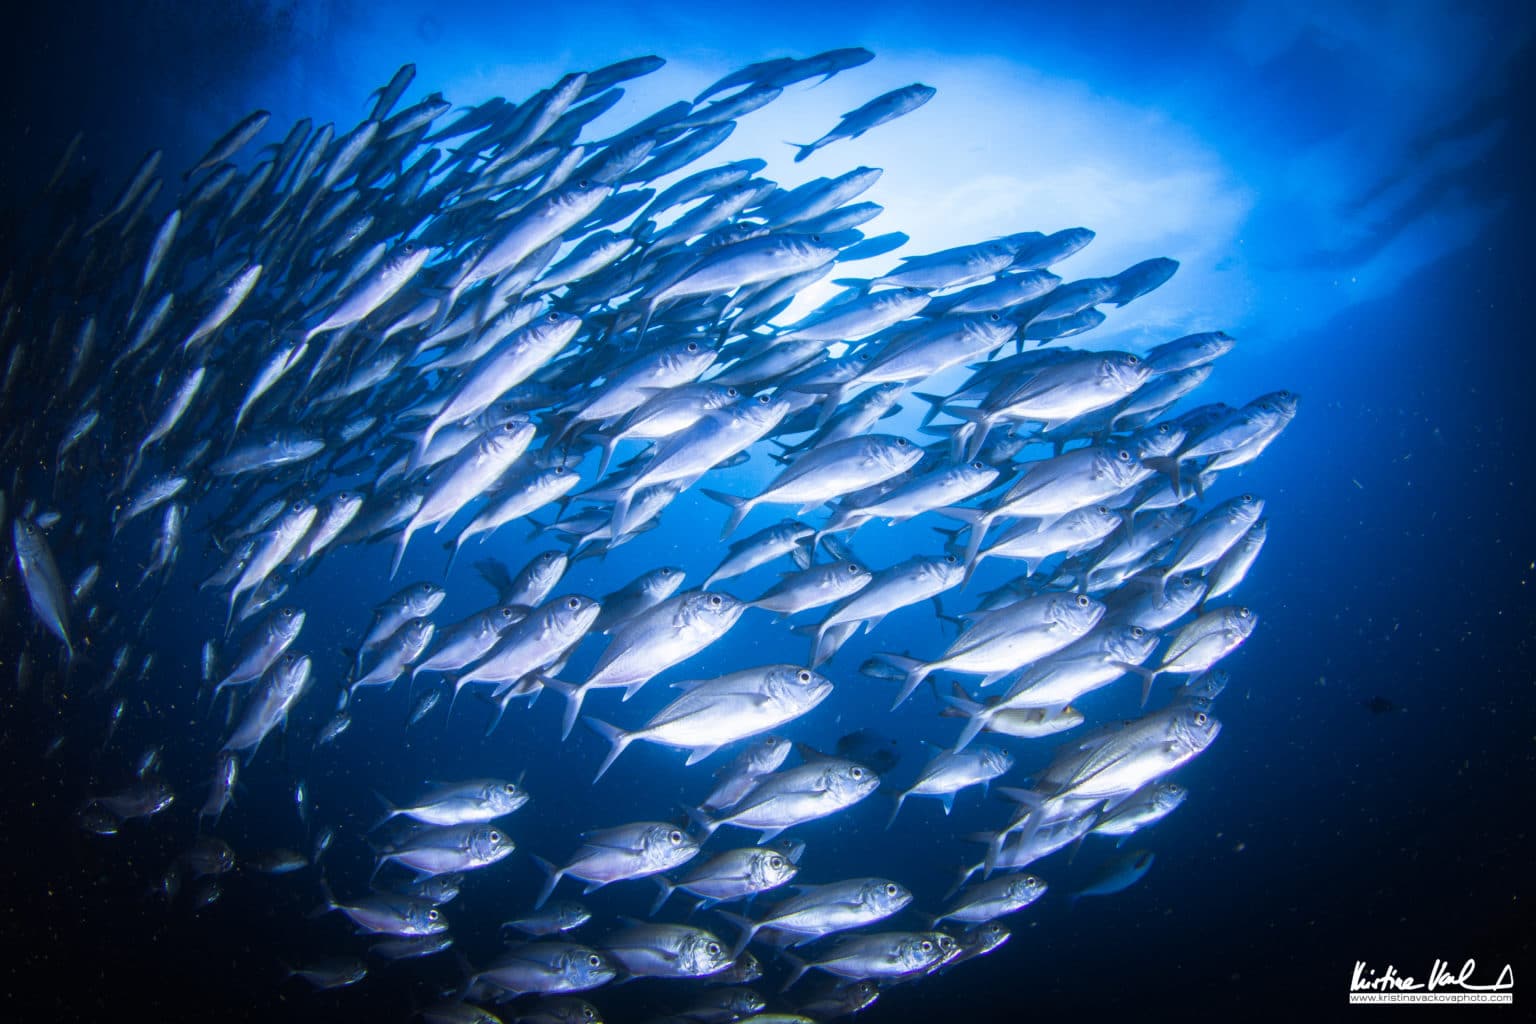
top-left (0, 2), bottom-right (1532, 1021)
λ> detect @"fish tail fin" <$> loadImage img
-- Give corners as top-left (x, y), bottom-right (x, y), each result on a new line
top-left (389, 521), bottom-right (417, 580)
top-left (368, 790), bottom-right (400, 831)
top-left (648, 876), bottom-right (676, 917)
top-left (913, 391), bottom-right (949, 428)
top-left (875, 653), bottom-right (930, 710)
top-left (530, 854), bottom-right (564, 909)
top-left (553, 678), bottom-right (589, 741)
top-left (307, 877), bottom-right (339, 920)
top-left (885, 790), bottom-right (908, 830)
top-left (779, 951), bottom-right (811, 990)
top-left (700, 488), bottom-right (751, 539)
top-left (1119, 663), bottom-right (1159, 708)
top-left (684, 804), bottom-right (720, 840)
top-left (713, 908), bottom-right (760, 962)
top-left (583, 716), bottom-right (634, 783)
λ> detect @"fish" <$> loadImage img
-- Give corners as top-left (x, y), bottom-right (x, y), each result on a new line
top-left (12, 518), bottom-right (73, 658)
top-left (790, 83), bottom-right (936, 162)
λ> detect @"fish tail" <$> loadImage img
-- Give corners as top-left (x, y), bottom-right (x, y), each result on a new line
top-left (583, 716), bottom-right (633, 783)
top-left (885, 790), bottom-right (908, 830)
top-left (701, 488), bottom-right (751, 539)
top-left (779, 950), bottom-right (811, 990)
top-left (648, 876), bottom-right (676, 917)
top-left (712, 908), bottom-right (760, 962)
top-left (368, 790), bottom-right (400, 832)
top-left (913, 391), bottom-right (949, 428)
top-left (530, 854), bottom-right (564, 909)
top-left (556, 679), bottom-right (589, 741)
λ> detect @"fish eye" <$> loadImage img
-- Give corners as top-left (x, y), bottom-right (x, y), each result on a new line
top-left (588, 954), bottom-right (602, 967)
top-left (769, 855), bottom-right (783, 868)
top-left (886, 883), bottom-right (898, 895)
top-left (584, 1011), bottom-right (595, 1021)
top-left (726, 387), bottom-right (739, 398)
top-left (503, 783), bottom-right (517, 794)
top-left (921, 940), bottom-right (933, 952)
top-left (1076, 595), bottom-right (1090, 607)
top-left (282, 608), bottom-right (294, 618)
top-left (1158, 423), bottom-right (1170, 433)
top-left (1195, 712), bottom-right (1208, 725)
top-left (847, 563), bottom-right (859, 573)
top-left (420, 583), bottom-right (434, 593)
top-left (686, 342), bottom-right (699, 352)
top-left (797, 671), bottom-right (812, 683)
top-left (1239, 606), bottom-right (1251, 617)
top-left (971, 461), bottom-right (985, 470)
top-left (567, 597), bottom-right (581, 609)
top-left (756, 394), bottom-right (770, 404)
top-left (895, 437), bottom-right (907, 446)
top-left (669, 830), bottom-right (683, 844)
top-left (988, 312), bottom-right (1001, 321)
top-left (1127, 354), bottom-right (1139, 363)
top-left (707, 942), bottom-right (720, 955)
top-left (576, 179), bottom-right (591, 189)
top-left (1132, 626), bottom-right (1144, 637)
top-left (850, 767), bottom-right (863, 779)
top-left (1242, 493), bottom-right (1254, 502)
top-left (488, 830), bottom-right (500, 841)
top-left (501, 607), bottom-right (514, 618)
top-left (427, 909), bottom-right (440, 920)
top-left (502, 421), bottom-right (518, 432)
top-left (1116, 449), bottom-right (1131, 461)
top-left (1181, 577), bottom-right (1194, 587)
top-left (403, 240), bottom-right (417, 253)
top-left (546, 312), bottom-right (560, 323)
top-left (1096, 505), bottom-right (1108, 514)
top-left (709, 594), bottom-right (723, 606)
top-left (291, 501), bottom-right (304, 512)
top-left (809, 233), bottom-right (822, 243)
top-left (554, 465), bottom-right (566, 474)
top-left (943, 553), bottom-right (958, 564)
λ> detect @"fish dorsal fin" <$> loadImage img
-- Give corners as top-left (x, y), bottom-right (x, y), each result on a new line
top-left (794, 742), bottom-right (834, 765)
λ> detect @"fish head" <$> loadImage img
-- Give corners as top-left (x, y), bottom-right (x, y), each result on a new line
top-left (1185, 669), bottom-right (1229, 699)
top-left (1252, 388), bottom-right (1300, 421)
top-left (642, 824), bottom-right (699, 867)
top-left (1077, 504), bottom-right (1123, 538)
top-left (766, 666), bottom-right (833, 708)
top-left (551, 595), bottom-right (602, 637)
top-left (927, 552), bottom-right (966, 588)
top-left (681, 590), bottom-right (746, 629)
top-left (272, 653), bottom-right (313, 694)
top-left (1162, 575), bottom-right (1208, 613)
top-left (1173, 707), bottom-right (1222, 755)
top-left (268, 606), bottom-right (305, 641)
top-left (744, 734), bottom-right (792, 774)
top-left (402, 618), bottom-right (436, 653)
top-left (1225, 605), bottom-right (1259, 639)
top-left (1009, 874), bottom-right (1048, 906)
top-left (642, 566), bottom-right (686, 601)
top-left (1110, 624), bottom-right (1161, 665)
top-left (468, 825), bottom-right (513, 864)
top-left (412, 903), bottom-right (448, 935)
top-left (1156, 783), bottom-right (1189, 812)
top-left (680, 930), bottom-right (732, 976)
top-left (1052, 592), bottom-right (1106, 635)
top-left (485, 778), bottom-right (530, 816)
top-left (898, 934), bottom-right (945, 972)
top-left (1134, 422), bottom-right (1186, 460)
top-left (1104, 351), bottom-right (1153, 392)
top-left (980, 745), bottom-right (1015, 775)
top-left (406, 581), bottom-right (446, 616)
top-left (1225, 492), bottom-right (1265, 527)
top-left (861, 878), bottom-right (913, 916)
top-left (748, 848), bottom-right (799, 890)
top-left (965, 922), bottom-right (1010, 954)
top-left (826, 760), bottom-right (880, 802)
top-left (1100, 445), bottom-right (1153, 490)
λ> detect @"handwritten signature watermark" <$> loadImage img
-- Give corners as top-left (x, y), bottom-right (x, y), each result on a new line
top-left (1350, 960), bottom-right (1514, 1004)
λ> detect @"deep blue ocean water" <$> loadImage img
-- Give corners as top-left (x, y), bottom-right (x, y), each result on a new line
top-left (0, 3), bottom-right (1531, 1021)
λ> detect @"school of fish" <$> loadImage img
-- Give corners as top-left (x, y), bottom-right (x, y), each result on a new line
top-left (0, 48), bottom-right (1294, 1023)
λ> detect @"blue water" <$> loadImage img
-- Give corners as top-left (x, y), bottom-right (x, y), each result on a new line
top-left (1, 3), bottom-right (1531, 1021)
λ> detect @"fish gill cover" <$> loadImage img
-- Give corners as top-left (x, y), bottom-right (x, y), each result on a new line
top-left (3, 43), bottom-right (1318, 1024)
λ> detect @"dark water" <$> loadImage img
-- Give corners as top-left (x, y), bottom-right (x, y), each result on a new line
top-left (1, 3), bottom-right (1532, 1021)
